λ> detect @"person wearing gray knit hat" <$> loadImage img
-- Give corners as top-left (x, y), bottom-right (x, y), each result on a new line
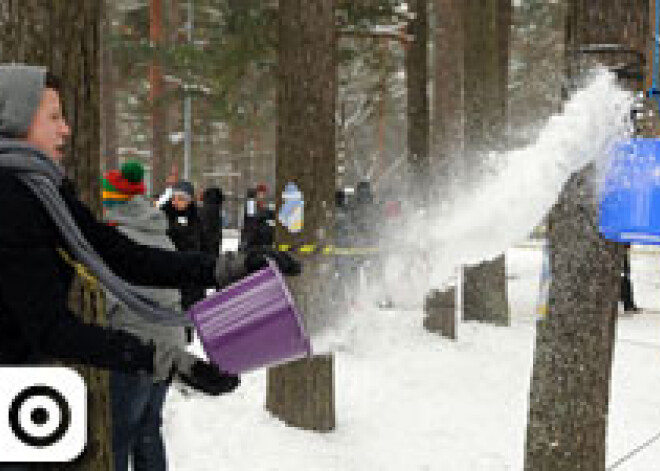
top-left (0, 64), bottom-right (257, 396)
top-left (0, 64), bottom-right (48, 138)
top-left (0, 63), bottom-right (300, 427)
top-left (0, 65), bottom-right (70, 164)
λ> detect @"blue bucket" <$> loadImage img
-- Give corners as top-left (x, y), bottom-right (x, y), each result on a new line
top-left (600, 138), bottom-right (660, 244)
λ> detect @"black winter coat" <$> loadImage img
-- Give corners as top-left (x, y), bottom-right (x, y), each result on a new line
top-left (0, 170), bottom-right (216, 371)
top-left (161, 201), bottom-right (204, 252)
top-left (240, 207), bottom-right (275, 250)
top-left (199, 188), bottom-right (223, 258)
top-left (160, 201), bottom-right (207, 309)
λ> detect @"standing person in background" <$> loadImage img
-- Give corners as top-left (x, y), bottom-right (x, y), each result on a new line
top-left (620, 243), bottom-right (640, 314)
top-left (334, 188), bottom-right (355, 309)
top-left (240, 187), bottom-right (258, 250)
top-left (102, 161), bottom-right (200, 471)
top-left (199, 186), bottom-right (224, 258)
top-left (241, 183), bottom-right (275, 250)
top-left (352, 180), bottom-right (378, 276)
top-left (157, 180), bottom-right (205, 342)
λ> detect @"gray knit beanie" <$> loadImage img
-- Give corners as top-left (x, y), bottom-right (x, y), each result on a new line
top-left (0, 64), bottom-right (46, 137)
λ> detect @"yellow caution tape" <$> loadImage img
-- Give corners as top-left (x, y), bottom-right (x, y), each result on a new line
top-left (276, 244), bottom-right (381, 256)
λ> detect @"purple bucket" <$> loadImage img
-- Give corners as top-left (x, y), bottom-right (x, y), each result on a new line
top-left (188, 260), bottom-right (312, 374)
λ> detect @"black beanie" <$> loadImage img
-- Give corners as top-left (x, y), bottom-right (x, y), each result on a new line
top-left (172, 180), bottom-right (195, 199)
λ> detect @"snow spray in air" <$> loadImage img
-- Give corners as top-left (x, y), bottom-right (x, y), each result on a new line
top-left (311, 70), bottom-right (632, 351)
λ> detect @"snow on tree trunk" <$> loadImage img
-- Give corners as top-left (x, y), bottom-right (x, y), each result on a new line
top-left (265, 0), bottom-right (336, 432)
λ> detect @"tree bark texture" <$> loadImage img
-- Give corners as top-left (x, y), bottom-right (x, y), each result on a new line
top-left (406, 0), bottom-right (430, 206)
top-left (150, 0), bottom-right (169, 195)
top-left (434, 0), bottom-right (464, 189)
top-left (524, 168), bottom-right (623, 471)
top-left (461, 0), bottom-right (510, 326)
top-left (525, 1), bottom-right (647, 469)
top-left (101, 0), bottom-right (118, 172)
top-left (266, 0), bottom-right (336, 432)
top-left (0, 2), bottom-right (110, 470)
top-left (423, 288), bottom-right (456, 339)
top-left (425, 0), bottom-right (465, 334)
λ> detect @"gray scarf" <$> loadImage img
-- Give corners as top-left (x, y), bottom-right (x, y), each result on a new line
top-left (0, 139), bottom-right (188, 326)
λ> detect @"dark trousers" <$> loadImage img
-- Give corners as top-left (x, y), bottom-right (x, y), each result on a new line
top-left (110, 371), bottom-right (170, 471)
top-left (620, 250), bottom-right (637, 310)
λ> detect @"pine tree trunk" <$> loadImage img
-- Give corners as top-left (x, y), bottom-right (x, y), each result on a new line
top-left (150, 0), bottom-right (169, 195)
top-left (424, 0), bottom-right (465, 335)
top-left (406, 0), bottom-right (430, 206)
top-left (434, 0), bottom-right (464, 188)
top-left (461, 0), bottom-right (510, 326)
top-left (101, 0), bottom-right (119, 172)
top-left (265, 0), bottom-right (336, 432)
top-left (524, 169), bottom-right (622, 471)
top-left (0, 2), bottom-right (110, 469)
top-left (525, 1), bottom-right (648, 469)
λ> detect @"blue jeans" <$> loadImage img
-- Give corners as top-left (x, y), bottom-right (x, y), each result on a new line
top-left (111, 371), bottom-right (170, 471)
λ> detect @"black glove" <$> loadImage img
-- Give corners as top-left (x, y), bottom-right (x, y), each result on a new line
top-left (245, 247), bottom-right (302, 276)
top-left (177, 358), bottom-right (240, 396)
top-left (214, 251), bottom-right (249, 289)
top-left (214, 248), bottom-right (301, 289)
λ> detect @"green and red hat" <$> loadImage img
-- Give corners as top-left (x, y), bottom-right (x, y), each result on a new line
top-left (102, 161), bottom-right (146, 208)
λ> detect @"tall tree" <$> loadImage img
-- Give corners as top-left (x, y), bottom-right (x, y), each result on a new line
top-left (266, 0), bottom-right (337, 432)
top-left (101, 0), bottom-right (119, 172)
top-left (434, 0), bottom-right (463, 185)
top-left (509, 0), bottom-right (565, 142)
top-left (461, 0), bottom-right (510, 326)
top-left (150, 0), bottom-right (168, 194)
top-left (525, 1), bottom-right (648, 469)
top-left (0, 1), bottom-right (110, 469)
top-left (406, 0), bottom-right (430, 205)
top-left (423, 0), bottom-right (464, 335)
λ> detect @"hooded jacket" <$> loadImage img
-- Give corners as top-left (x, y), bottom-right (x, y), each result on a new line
top-left (104, 196), bottom-right (188, 375)
top-left (0, 64), bottom-right (216, 371)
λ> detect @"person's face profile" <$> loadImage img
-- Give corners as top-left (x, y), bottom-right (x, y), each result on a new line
top-left (25, 88), bottom-right (70, 162)
top-left (172, 193), bottom-right (191, 211)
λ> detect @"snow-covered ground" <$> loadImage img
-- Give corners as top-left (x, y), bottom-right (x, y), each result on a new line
top-left (160, 72), bottom-right (655, 470)
top-left (163, 244), bottom-right (660, 471)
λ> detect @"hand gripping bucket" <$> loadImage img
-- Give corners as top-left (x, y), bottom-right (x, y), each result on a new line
top-left (600, 138), bottom-right (660, 245)
top-left (188, 260), bottom-right (312, 374)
